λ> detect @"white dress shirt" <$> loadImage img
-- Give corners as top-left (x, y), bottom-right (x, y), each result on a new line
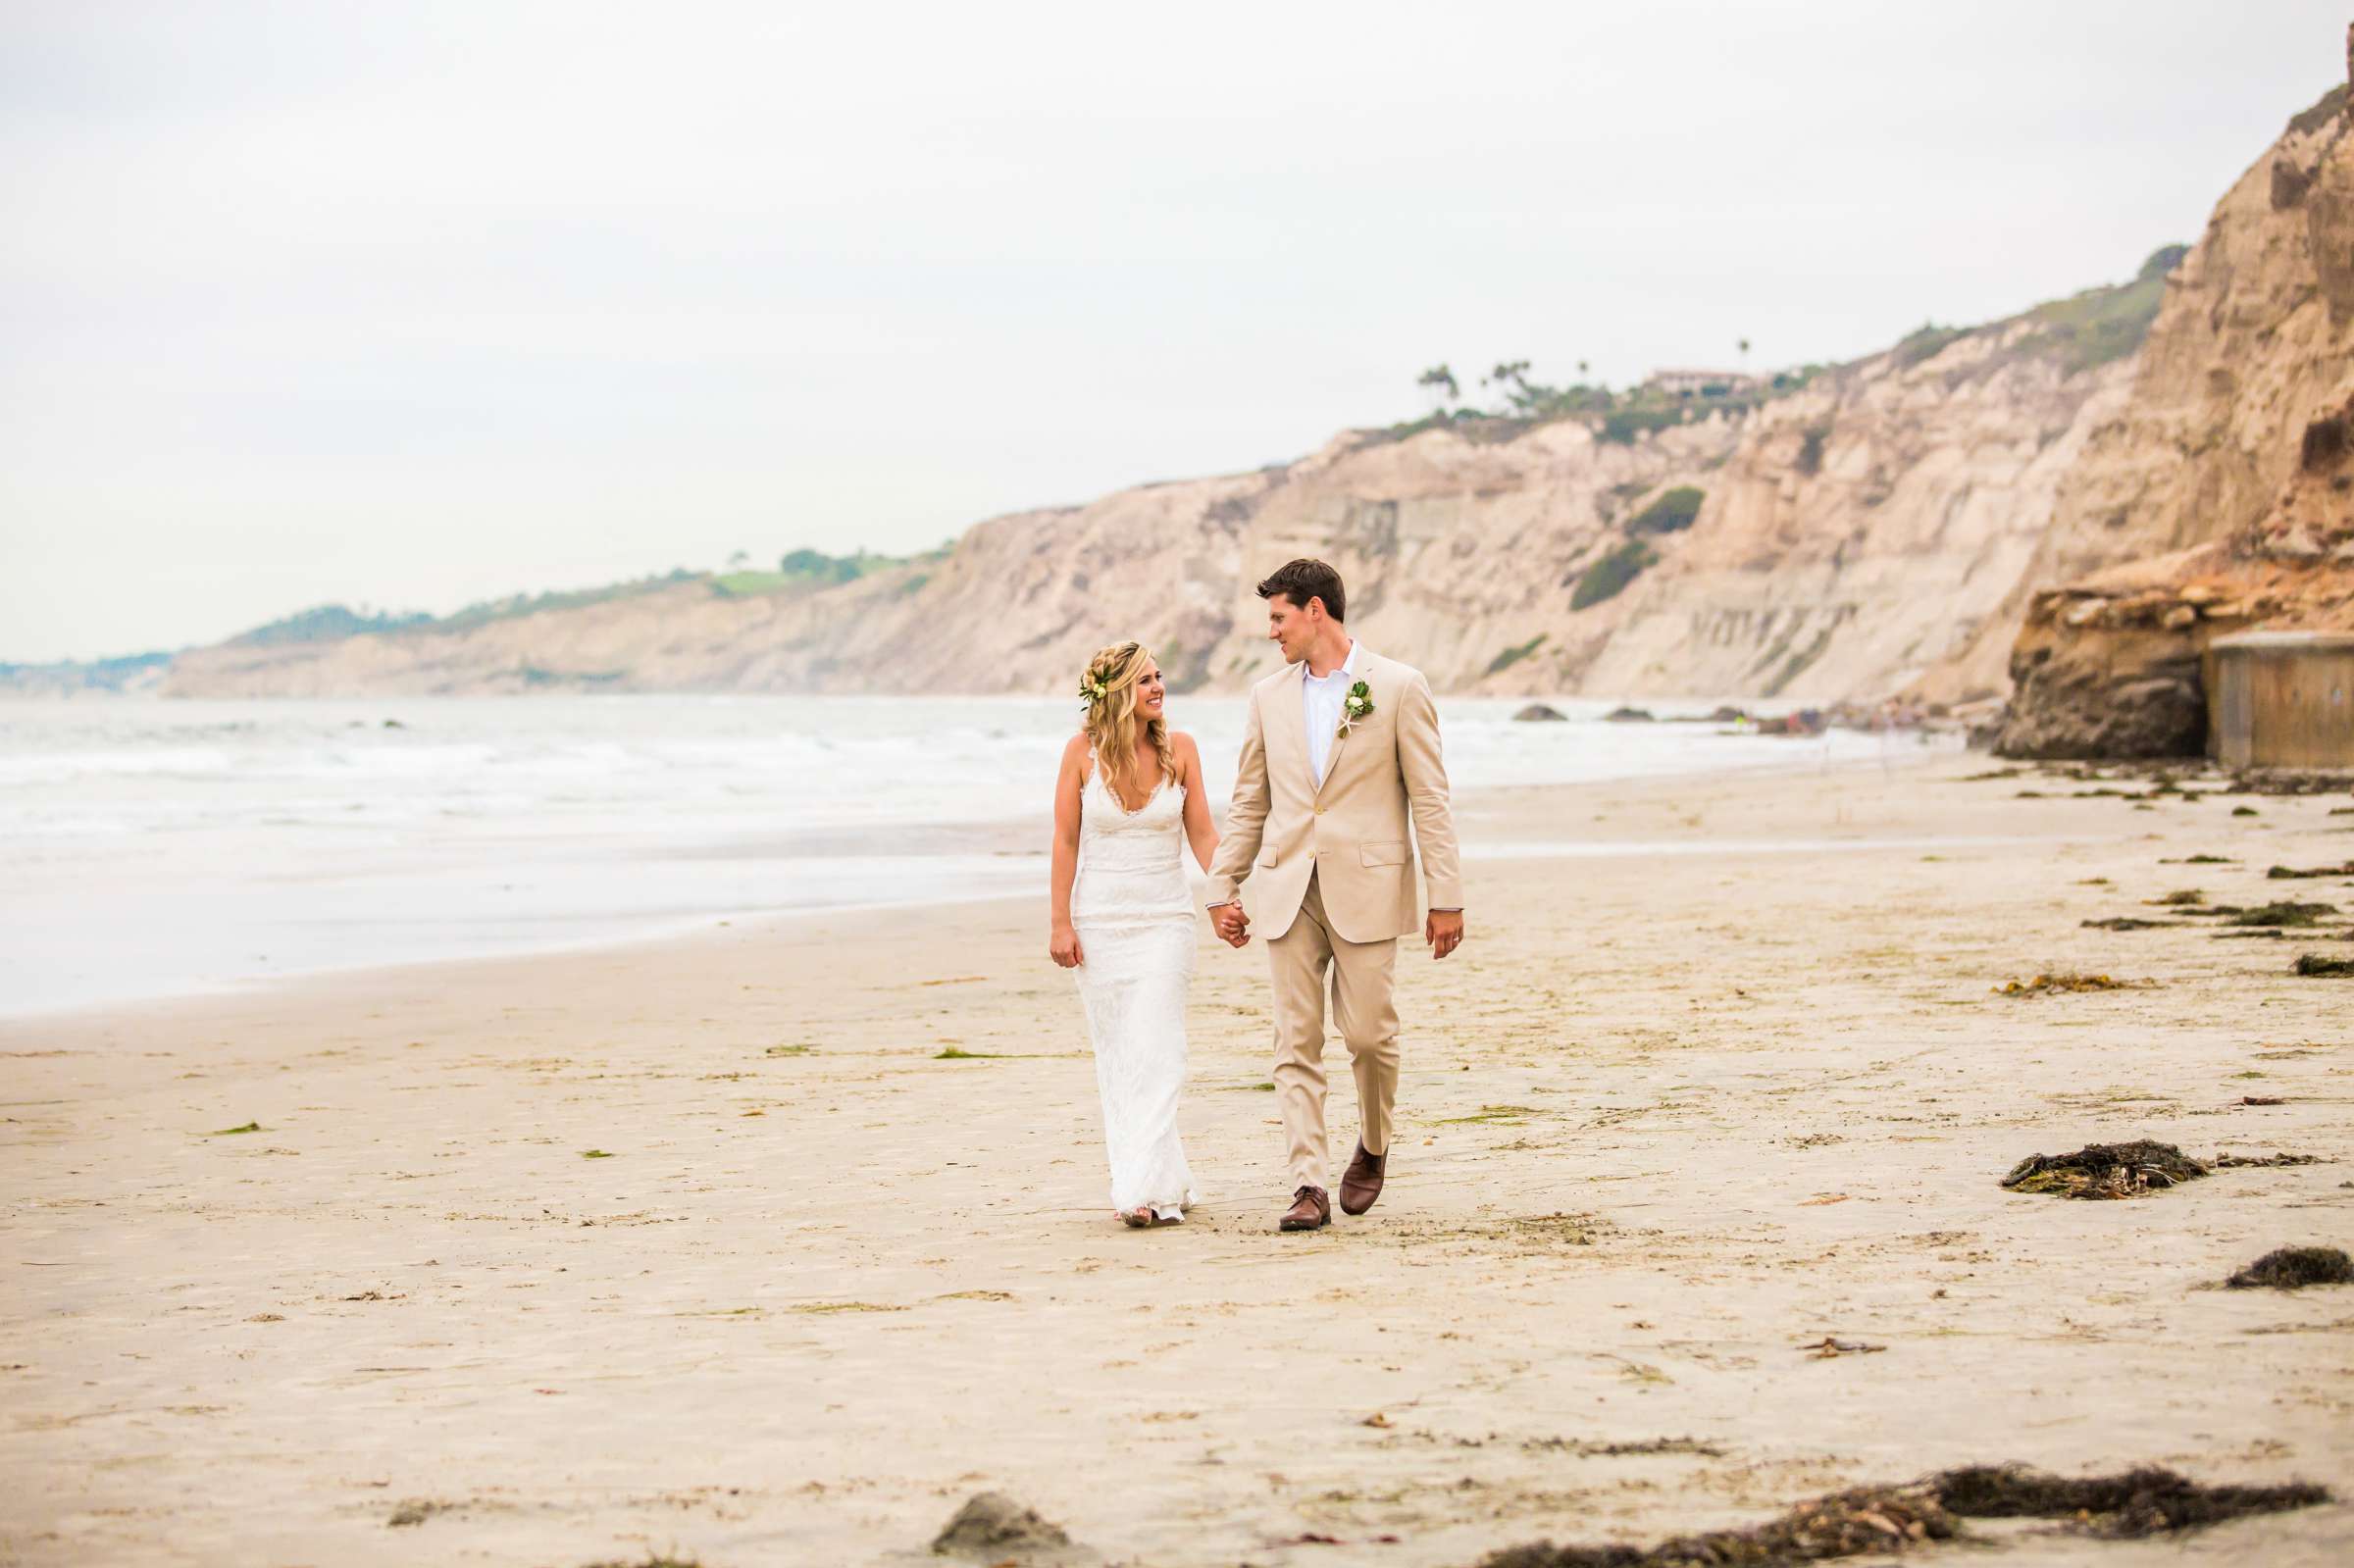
top-left (1302, 640), bottom-right (1361, 788)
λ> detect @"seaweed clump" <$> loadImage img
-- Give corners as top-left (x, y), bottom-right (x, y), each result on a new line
top-left (2225, 901), bottom-right (2335, 928)
top-left (1991, 971), bottom-right (2130, 996)
top-left (1475, 1466), bottom-right (2327, 1566)
top-left (1478, 1484), bottom-right (1959, 1566)
top-left (2226, 1246), bottom-right (2354, 1290)
top-left (1929, 1465), bottom-right (2328, 1536)
top-left (2002, 1140), bottom-right (2207, 1199)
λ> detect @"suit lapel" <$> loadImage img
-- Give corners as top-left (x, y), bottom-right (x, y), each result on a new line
top-left (1314, 648), bottom-right (1367, 800)
top-left (1268, 659), bottom-right (1310, 793)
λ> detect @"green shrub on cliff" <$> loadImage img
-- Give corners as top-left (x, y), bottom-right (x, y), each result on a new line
top-left (1571, 540), bottom-right (1658, 610)
top-left (779, 547), bottom-right (888, 583)
top-left (1626, 486), bottom-right (1705, 534)
top-left (1485, 633), bottom-right (1548, 675)
top-left (1796, 424), bottom-right (1831, 477)
top-left (714, 549), bottom-right (913, 597)
top-left (1598, 407), bottom-right (1684, 445)
top-left (2287, 83), bottom-right (2347, 137)
top-left (436, 571), bottom-right (697, 633)
top-left (1892, 324), bottom-right (1967, 369)
top-left (231, 604), bottom-right (433, 646)
top-left (2013, 252), bottom-right (2177, 376)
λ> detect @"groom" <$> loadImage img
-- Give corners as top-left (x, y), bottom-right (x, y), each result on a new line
top-left (1205, 558), bottom-right (1464, 1233)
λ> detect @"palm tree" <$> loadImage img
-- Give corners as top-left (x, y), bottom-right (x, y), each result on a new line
top-left (1474, 360), bottom-right (1529, 416)
top-left (1415, 364), bottom-right (1459, 414)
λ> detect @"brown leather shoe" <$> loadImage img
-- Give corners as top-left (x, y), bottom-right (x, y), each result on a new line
top-left (1279, 1185), bottom-right (1331, 1232)
top-left (1339, 1142), bottom-right (1386, 1215)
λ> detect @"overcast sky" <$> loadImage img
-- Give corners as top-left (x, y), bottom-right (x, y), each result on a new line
top-left (3, 1), bottom-right (2344, 663)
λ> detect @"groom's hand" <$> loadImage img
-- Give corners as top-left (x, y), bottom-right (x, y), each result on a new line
top-left (1426, 909), bottom-right (1464, 960)
top-left (1210, 902), bottom-right (1251, 947)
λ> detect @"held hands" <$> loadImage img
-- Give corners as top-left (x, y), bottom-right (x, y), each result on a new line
top-left (1210, 902), bottom-right (1251, 948)
top-left (1426, 909), bottom-right (1464, 960)
top-left (1049, 924), bottom-right (1085, 969)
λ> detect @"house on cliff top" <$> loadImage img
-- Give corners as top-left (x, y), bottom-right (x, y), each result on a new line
top-left (1645, 369), bottom-right (1759, 398)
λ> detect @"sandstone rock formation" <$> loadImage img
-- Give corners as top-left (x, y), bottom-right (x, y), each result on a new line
top-left (162, 416), bottom-right (1745, 697)
top-left (158, 286), bottom-right (2147, 703)
top-left (1993, 67), bottom-right (2354, 758)
top-left (1580, 314), bottom-right (2135, 704)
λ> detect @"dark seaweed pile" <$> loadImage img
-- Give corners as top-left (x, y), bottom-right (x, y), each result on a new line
top-left (2001, 1140), bottom-right (2207, 1199)
top-left (1477, 1466), bottom-right (2328, 1566)
top-left (2226, 1246), bottom-right (2354, 1290)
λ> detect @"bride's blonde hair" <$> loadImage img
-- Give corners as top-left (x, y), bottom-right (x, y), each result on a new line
top-left (1079, 641), bottom-right (1178, 804)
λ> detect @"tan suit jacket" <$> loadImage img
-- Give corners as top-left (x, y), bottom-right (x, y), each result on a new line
top-left (1206, 648), bottom-right (1462, 943)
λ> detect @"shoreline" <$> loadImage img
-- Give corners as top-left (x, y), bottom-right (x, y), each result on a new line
top-left (5, 754), bottom-right (2347, 1567)
top-left (1, 739), bottom-right (1957, 1026)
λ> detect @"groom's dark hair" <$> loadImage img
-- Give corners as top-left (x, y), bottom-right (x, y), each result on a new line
top-left (1256, 558), bottom-right (1345, 624)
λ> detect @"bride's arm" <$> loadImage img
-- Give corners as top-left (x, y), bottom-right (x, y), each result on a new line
top-left (1175, 732), bottom-right (1219, 874)
top-left (1049, 733), bottom-right (1087, 968)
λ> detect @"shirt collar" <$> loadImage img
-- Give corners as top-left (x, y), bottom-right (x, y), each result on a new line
top-left (1307, 639), bottom-right (1359, 685)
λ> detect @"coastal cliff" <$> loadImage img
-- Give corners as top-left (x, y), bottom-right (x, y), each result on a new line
top-left (1993, 63), bottom-right (2354, 758)
top-left (1573, 308), bottom-right (2140, 704)
top-left (155, 276), bottom-right (2153, 703)
top-left (71, 70), bottom-right (2352, 713)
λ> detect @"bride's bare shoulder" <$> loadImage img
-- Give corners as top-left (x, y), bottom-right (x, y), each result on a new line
top-left (1060, 732), bottom-right (1093, 768)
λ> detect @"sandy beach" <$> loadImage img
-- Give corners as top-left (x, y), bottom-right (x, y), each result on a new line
top-left (4, 754), bottom-right (2351, 1567)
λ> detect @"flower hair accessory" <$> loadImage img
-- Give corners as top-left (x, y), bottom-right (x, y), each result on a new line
top-left (1079, 672), bottom-right (1111, 710)
top-left (1336, 679), bottom-right (1373, 739)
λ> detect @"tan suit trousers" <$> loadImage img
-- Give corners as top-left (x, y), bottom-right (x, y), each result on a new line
top-left (1268, 870), bottom-right (1399, 1191)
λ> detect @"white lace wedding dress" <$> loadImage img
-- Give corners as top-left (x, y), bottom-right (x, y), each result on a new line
top-left (1070, 751), bottom-right (1199, 1221)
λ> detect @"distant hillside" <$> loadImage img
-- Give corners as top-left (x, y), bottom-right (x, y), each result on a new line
top-left (0, 650), bottom-right (172, 698)
top-left (230, 605), bottom-right (435, 647)
top-left (0, 552), bottom-right (934, 697)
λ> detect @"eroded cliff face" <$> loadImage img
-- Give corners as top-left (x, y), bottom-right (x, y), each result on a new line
top-left (1993, 74), bottom-right (2354, 758)
top-left (165, 420), bottom-right (1741, 697)
top-left (160, 309), bottom-right (2138, 703)
top-left (1574, 324), bottom-right (2132, 703)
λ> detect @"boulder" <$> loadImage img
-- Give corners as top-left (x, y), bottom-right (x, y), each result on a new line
top-left (1995, 562), bottom-right (2218, 758)
top-left (1511, 702), bottom-right (1568, 722)
top-left (932, 1492), bottom-right (1084, 1562)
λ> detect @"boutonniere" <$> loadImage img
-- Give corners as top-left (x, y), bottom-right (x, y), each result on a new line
top-left (1336, 680), bottom-right (1373, 739)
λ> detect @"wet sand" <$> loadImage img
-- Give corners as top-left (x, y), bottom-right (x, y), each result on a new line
top-left (3, 757), bottom-right (2351, 1566)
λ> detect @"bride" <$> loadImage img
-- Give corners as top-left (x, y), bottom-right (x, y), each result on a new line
top-left (1048, 641), bottom-right (1223, 1228)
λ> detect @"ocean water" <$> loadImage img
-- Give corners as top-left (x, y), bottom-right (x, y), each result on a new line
top-left (0, 694), bottom-right (1940, 1018)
